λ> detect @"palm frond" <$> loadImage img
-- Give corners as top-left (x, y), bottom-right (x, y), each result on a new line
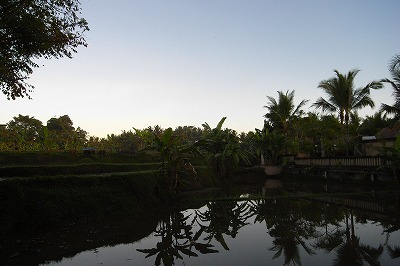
top-left (389, 54), bottom-right (400, 73)
top-left (312, 97), bottom-right (337, 112)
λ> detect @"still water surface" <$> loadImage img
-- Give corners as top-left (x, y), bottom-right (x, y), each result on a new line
top-left (3, 184), bottom-right (400, 266)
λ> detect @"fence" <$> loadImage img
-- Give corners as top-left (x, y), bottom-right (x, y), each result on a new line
top-left (294, 156), bottom-right (387, 168)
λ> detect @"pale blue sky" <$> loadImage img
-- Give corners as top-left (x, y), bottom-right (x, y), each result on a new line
top-left (1, 0), bottom-right (399, 137)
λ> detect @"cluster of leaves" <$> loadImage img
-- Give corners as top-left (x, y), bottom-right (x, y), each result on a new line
top-left (252, 121), bottom-right (286, 165)
top-left (0, 114), bottom-right (86, 151)
top-left (132, 117), bottom-right (255, 194)
top-left (0, 0), bottom-right (89, 99)
top-left (378, 135), bottom-right (400, 184)
top-left (135, 127), bottom-right (200, 193)
top-left (381, 54), bottom-right (400, 119)
top-left (199, 117), bottom-right (252, 178)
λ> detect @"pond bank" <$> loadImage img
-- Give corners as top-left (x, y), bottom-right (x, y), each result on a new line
top-left (0, 165), bottom-right (217, 236)
top-left (0, 171), bottom-right (166, 236)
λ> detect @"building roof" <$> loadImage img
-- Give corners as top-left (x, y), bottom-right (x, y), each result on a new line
top-left (376, 123), bottom-right (400, 139)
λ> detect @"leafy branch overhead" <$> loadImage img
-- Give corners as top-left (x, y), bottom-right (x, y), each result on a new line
top-left (0, 0), bottom-right (89, 99)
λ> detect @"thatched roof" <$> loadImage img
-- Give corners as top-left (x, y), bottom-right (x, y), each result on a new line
top-left (376, 123), bottom-right (400, 139)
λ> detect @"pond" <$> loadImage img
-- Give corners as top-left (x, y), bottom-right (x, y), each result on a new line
top-left (2, 182), bottom-right (400, 266)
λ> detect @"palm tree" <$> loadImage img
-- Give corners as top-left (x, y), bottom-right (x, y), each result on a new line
top-left (313, 69), bottom-right (382, 155)
top-left (358, 112), bottom-right (394, 136)
top-left (313, 69), bottom-right (382, 127)
top-left (381, 54), bottom-right (400, 119)
top-left (264, 90), bottom-right (308, 134)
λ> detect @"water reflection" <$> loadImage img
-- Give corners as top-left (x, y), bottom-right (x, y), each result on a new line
top-left (137, 211), bottom-right (218, 265)
top-left (133, 190), bottom-right (399, 266)
top-left (195, 201), bottom-right (253, 250)
top-left (3, 189), bottom-right (399, 265)
top-left (252, 198), bottom-right (317, 265)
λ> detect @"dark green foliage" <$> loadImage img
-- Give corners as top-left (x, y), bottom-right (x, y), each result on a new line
top-left (380, 54), bottom-right (400, 118)
top-left (313, 70), bottom-right (383, 155)
top-left (264, 90), bottom-right (308, 134)
top-left (5, 114), bottom-right (44, 150)
top-left (200, 117), bottom-right (252, 178)
top-left (0, 150), bottom-right (159, 166)
top-left (0, 171), bottom-right (166, 233)
top-left (358, 112), bottom-right (395, 136)
top-left (0, 152), bottom-right (216, 234)
top-left (313, 69), bottom-right (382, 126)
top-left (378, 136), bottom-right (400, 184)
top-left (137, 127), bottom-right (201, 193)
top-left (253, 122), bottom-right (286, 165)
top-left (0, 162), bottom-right (160, 177)
top-left (0, 0), bottom-right (89, 99)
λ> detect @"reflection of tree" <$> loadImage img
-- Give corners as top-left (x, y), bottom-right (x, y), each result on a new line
top-left (387, 245), bottom-right (400, 259)
top-left (138, 200), bottom-right (254, 265)
top-left (137, 195), bottom-right (397, 265)
top-left (382, 191), bottom-right (400, 263)
top-left (312, 203), bottom-right (345, 253)
top-left (252, 199), bottom-right (317, 265)
top-left (195, 201), bottom-right (253, 250)
top-left (137, 211), bottom-right (218, 266)
top-left (318, 211), bottom-right (383, 266)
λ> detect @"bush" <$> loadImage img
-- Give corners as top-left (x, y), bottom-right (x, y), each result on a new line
top-left (0, 171), bottom-right (167, 233)
top-left (0, 163), bottom-right (161, 177)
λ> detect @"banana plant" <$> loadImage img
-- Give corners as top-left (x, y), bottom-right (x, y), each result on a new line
top-left (254, 122), bottom-right (286, 166)
top-left (137, 127), bottom-right (200, 193)
top-left (200, 117), bottom-right (252, 178)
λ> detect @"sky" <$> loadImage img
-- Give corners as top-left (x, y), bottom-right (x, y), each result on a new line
top-left (1, 0), bottom-right (399, 138)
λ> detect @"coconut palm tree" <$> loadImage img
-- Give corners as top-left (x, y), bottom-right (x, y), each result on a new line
top-left (312, 69), bottom-right (382, 155)
top-left (381, 54), bottom-right (400, 119)
top-left (313, 69), bottom-right (382, 127)
top-left (264, 90), bottom-right (308, 134)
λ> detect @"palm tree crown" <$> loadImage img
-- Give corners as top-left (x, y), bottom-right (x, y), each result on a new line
top-left (380, 54), bottom-right (400, 119)
top-left (312, 69), bottom-right (382, 126)
top-left (264, 90), bottom-right (308, 134)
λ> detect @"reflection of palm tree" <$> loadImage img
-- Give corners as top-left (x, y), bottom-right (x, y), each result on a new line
top-left (387, 245), bottom-right (400, 259)
top-left (252, 199), bottom-right (317, 265)
top-left (334, 235), bottom-right (383, 266)
top-left (268, 215), bottom-right (316, 265)
top-left (195, 201), bottom-right (253, 250)
top-left (327, 212), bottom-right (383, 266)
top-left (382, 193), bottom-right (400, 262)
top-left (137, 211), bottom-right (218, 266)
top-left (312, 203), bottom-right (345, 253)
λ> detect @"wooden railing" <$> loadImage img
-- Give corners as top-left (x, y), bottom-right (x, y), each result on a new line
top-left (294, 156), bottom-right (387, 168)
